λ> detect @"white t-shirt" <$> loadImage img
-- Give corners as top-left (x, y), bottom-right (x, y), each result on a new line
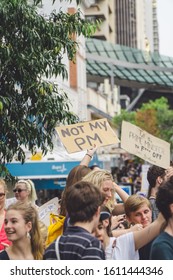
top-left (106, 232), bottom-right (139, 260)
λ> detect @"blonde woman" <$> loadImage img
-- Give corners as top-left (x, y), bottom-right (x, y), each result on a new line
top-left (0, 179), bottom-right (11, 251)
top-left (13, 179), bottom-right (38, 208)
top-left (60, 146), bottom-right (97, 216)
top-left (0, 201), bottom-right (44, 260)
top-left (82, 169), bottom-right (129, 213)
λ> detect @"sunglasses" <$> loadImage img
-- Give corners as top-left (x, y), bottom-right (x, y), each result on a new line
top-left (13, 188), bottom-right (27, 193)
top-left (0, 193), bottom-right (5, 198)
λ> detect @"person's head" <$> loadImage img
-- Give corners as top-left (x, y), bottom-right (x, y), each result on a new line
top-left (156, 175), bottom-right (173, 221)
top-left (94, 205), bottom-right (112, 248)
top-left (82, 169), bottom-right (114, 209)
top-left (4, 201), bottom-right (43, 259)
top-left (90, 165), bottom-right (101, 171)
top-left (13, 179), bottom-right (37, 204)
top-left (124, 194), bottom-right (152, 228)
top-left (65, 181), bottom-right (104, 228)
top-left (147, 165), bottom-right (166, 198)
top-left (0, 179), bottom-right (8, 210)
top-left (60, 165), bottom-right (91, 216)
top-left (66, 165), bottom-right (91, 188)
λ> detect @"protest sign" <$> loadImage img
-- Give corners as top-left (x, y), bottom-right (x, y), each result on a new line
top-left (5, 197), bottom-right (17, 208)
top-left (38, 197), bottom-right (60, 226)
top-left (55, 118), bottom-right (120, 153)
top-left (121, 121), bottom-right (170, 169)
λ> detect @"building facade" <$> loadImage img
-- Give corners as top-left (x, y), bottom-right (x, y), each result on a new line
top-left (115, 0), bottom-right (137, 48)
top-left (84, 0), bottom-right (116, 43)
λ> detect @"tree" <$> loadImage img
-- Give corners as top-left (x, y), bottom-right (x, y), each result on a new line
top-left (113, 97), bottom-right (173, 151)
top-left (0, 0), bottom-right (99, 176)
top-left (135, 108), bottom-right (160, 137)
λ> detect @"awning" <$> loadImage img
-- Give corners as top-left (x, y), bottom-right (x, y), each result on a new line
top-left (86, 38), bottom-right (173, 90)
top-left (32, 178), bottom-right (66, 190)
top-left (6, 161), bottom-right (79, 179)
top-left (6, 153), bottom-right (103, 180)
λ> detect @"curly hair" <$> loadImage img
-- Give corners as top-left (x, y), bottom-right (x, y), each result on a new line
top-left (147, 165), bottom-right (166, 198)
top-left (156, 176), bottom-right (173, 221)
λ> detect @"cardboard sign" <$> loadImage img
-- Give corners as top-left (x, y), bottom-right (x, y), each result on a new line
top-left (56, 118), bottom-right (120, 153)
top-left (38, 197), bottom-right (60, 226)
top-left (121, 121), bottom-right (170, 169)
top-left (5, 197), bottom-right (17, 209)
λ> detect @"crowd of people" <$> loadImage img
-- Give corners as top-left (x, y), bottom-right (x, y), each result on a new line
top-left (1, 146), bottom-right (173, 260)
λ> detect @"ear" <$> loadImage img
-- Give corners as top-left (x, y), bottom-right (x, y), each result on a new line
top-left (157, 176), bottom-right (163, 185)
top-left (26, 221), bottom-right (32, 232)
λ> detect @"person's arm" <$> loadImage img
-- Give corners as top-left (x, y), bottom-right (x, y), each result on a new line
top-left (113, 182), bottom-right (129, 202)
top-left (111, 214), bottom-right (126, 230)
top-left (112, 182), bottom-right (129, 215)
top-left (112, 223), bottom-right (143, 238)
top-left (165, 166), bottom-right (173, 180)
top-left (133, 213), bottom-right (165, 250)
top-left (80, 146), bottom-right (97, 167)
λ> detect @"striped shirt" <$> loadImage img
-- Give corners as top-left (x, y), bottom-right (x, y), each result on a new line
top-left (44, 225), bottom-right (105, 260)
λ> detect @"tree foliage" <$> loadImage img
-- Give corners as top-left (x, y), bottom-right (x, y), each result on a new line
top-left (135, 108), bottom-right (160, 137)
top-left (113, 97), bottom-right (173, 151)
top-left (0, 0), bottom-right (99, 173)
top-left (113, 109), bottom-right (136, 128)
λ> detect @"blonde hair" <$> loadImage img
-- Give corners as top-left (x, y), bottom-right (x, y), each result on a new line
top-left (0, 179), bottom-right (8, 194)
top-left (7, 201), bottom-right (44, 259)
top-left (38, 220), bottom-right (48, 249)
top-left (82, 170), bottom-right (115, 212)
top-left (82, 169), bottom-right (113, 187)
top-left (15, 179), bottom-right (37, 204)
top-left (124, 194), bottom-right (151, 218)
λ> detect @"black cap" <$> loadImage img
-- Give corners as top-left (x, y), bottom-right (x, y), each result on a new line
top-left (100, 211), bottom-right (110, 221)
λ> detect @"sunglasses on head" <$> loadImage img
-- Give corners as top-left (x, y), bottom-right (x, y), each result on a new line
top-left (13, 188), bottom-right (27, 193)
top-left (0, 193), bottom-right (5, 198)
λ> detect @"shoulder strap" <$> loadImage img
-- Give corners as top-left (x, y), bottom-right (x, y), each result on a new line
top-left (55, 236), bottom-right (61, 260)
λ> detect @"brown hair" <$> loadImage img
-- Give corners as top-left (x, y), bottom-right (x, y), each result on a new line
top-left (147, 165), bottom-right (165, 198)
top-left (60, 165), bottom-right (91, 216)
top-left (65, 181), bottom-right (105, 224)
top-left (156, 176), bottom-right (173, 221)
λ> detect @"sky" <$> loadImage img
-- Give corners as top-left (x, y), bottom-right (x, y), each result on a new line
top-left (157, 0), bottom-right (173, 57)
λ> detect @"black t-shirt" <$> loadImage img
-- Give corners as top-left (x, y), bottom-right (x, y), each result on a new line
top-left (0, 250), bottom-right (10, 260)
top-left (139, 240), bottom-right (153, 260)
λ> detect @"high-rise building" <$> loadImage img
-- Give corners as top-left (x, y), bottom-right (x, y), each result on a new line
top-left (84, 0), bottom-right (159, 53)
top-left (115, 0), bottom-right (137, 48)
top-left (151, 0), bottom-right (159, 52)
top-left (137, 0), bottom-right (159, 53)
top-left (84, 0), bottom-right (116, 43)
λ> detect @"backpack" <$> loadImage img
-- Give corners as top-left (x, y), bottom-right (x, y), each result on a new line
top-left (45, 213), bottom-right (65, 248)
